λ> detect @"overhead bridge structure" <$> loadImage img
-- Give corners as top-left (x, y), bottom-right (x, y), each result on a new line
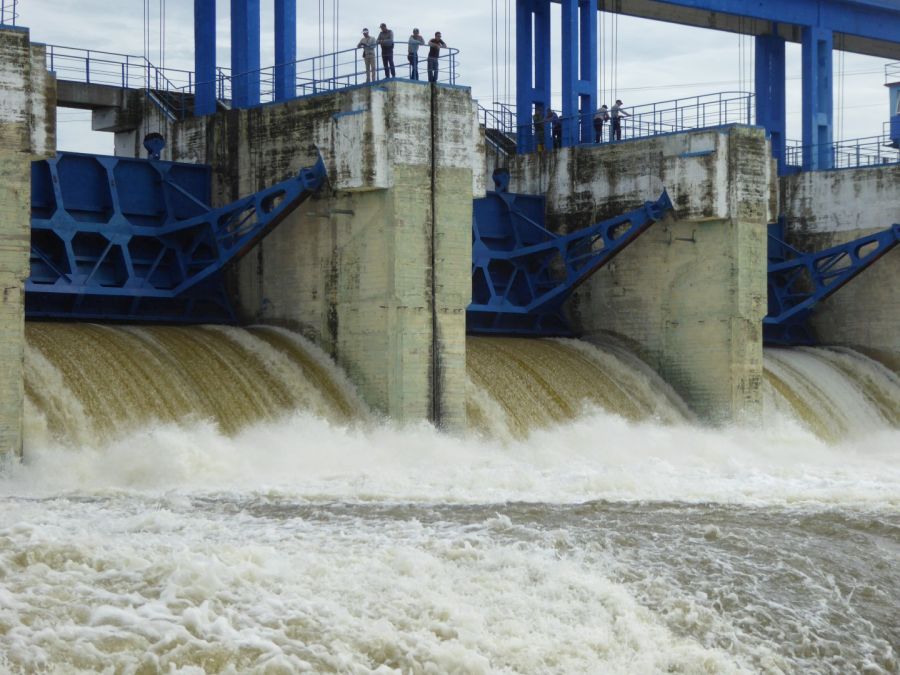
top-left (516, 0), bottom-right (900, 171)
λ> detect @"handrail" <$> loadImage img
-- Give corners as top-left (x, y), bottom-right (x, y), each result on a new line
top-left (46, 41), bottom-right (461, 120)
top-left (198, 44), bottom-right (461, 103)
top-left (480, 91), bottom-right (756, 153)
top-left (1, 0), bottom-right (18, 26)
top-left (785, 134), bottom-right (900, 170)
top-left (886, 61), bottom-right (900, 84)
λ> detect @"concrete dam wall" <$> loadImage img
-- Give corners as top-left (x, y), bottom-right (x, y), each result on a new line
top-left (1, 26), bottom-right (898, 455)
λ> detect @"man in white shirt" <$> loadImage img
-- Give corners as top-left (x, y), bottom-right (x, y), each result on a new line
top-left (357, 28), bottom-right (377, 83)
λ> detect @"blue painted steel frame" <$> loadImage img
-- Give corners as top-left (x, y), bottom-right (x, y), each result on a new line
top-left (274, 0), bottom-right (297, 102)
top-left (802, 27), bottom-right (834, 171)
top-left (194, 0), bottom-right (216, 116)
top-left (468, 171), bottom-right (674, 336)
top-left (561, 0), bottom-right (598, 147)
top-left (231, 0), bottom-right (261, 109)
top-left (755, 32), bottom-right (786, 174)
top-left (765, 220), bottom-right (900, 345)
top-left (27, 152), bottom-right (327, 324)
top-left (517, 0), bottom-right (552, 153)
top-left (517, 0), bottom-right (900, 173)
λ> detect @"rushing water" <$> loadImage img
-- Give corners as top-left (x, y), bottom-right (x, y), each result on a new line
top-left (2, 324), bottom-right (899, 673)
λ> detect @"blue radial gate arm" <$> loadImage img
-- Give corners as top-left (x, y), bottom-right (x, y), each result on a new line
top-left (468, 171), bottom-right (674, 335)
top-left (765, 220), bottom-right (900, 345)
top-left (27, 151), bottom-right (327, 323)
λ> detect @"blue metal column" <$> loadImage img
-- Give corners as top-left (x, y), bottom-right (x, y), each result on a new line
top-left (561, 0), bottom-right (597, 147)
top-left (274, 0), bottom-right (296, 102)
top-left (755, 30), bottom-right (786, 173)
top-left (231, 0), bottom-right (261, 108)
top-left (515, 0), bottom-right (534, 152)
top-left (194, 0), bottom-right (217, 116)
top-left (579, 0), bottom-right (598, 145)
top-left (516, 0), bottom-right (552, 152)
top-left (801, 26), bottom-right (833, 171)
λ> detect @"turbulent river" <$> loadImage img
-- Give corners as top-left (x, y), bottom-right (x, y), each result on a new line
top-left (1, 323), bottom-right (898, 674)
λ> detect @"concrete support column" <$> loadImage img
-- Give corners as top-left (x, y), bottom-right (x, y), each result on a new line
top-left (516, 0), bottom-right (551, 152)
top-left (755, 30), bottom-right (786, 174)
top-left (0, 28), bottom-right (55, 457)
top-left (801, 26), bottom-right (833, 171)
top-left (274, 0), bottom-right (296, 102)
top-left (231, 0), bottom-right (261, 109)
top-left (561, 0), bottom-right (597, 147)
top-left (194, 0), bottom-right (217, 116)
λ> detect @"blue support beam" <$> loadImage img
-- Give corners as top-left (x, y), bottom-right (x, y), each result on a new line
top-left (560, 0), bottom-right (598, 147)
top-left (517, 0), bottom-right (552, 152)
top-left (274, 0), bottom-right (297, 102)
top-left (231, 0), bottom-right (261, 109)
top-left (194, 0), bottom-right (216, 116)
top-left (802, 26), bottom-right (834, 171)
top-left (755, 31), bottom-right (786, 174)
top-left (468, 171), bottom-right (674, 335)
top-left (765, 220), bottom-right (900, 345)
top-left (27, 152), bottom-right (327, 324)
top-left (611, 0), bottom-right (900, 51)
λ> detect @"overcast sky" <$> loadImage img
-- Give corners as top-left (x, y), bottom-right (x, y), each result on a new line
top-left (18, 0), bottom-right (896, 154)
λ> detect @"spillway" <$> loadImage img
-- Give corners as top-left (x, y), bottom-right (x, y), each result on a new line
top-left (24, 323), bottom-right (369, 447)
top-left (763, 347), bottom-right (900, 442)
top-left (23, 325), bottom-right (900, 447)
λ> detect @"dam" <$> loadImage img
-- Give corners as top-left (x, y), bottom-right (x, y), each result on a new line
top-left (1, 1), bottom-right (899, 671)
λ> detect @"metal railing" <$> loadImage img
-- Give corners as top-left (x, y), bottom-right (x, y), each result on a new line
top-left (46, 44), bottom-right (194, 93)
top-left (785, 134), bottom-right (900, 170)
top-left (886, 61), bottom-right (900, 84)
top-left (481, 91), bottom-right (755, 154)
top-left (47, 42), bottom-right (460, 120)
top-left (206, 45), bottom-right (460, 104)
top-left (1, 0), bottom-right (18, 26)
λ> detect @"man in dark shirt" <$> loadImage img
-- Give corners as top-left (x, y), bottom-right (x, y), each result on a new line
top-left (377, 23), bottom-right (395, 78)
top-left (427, 32), bottom-right (447, 83)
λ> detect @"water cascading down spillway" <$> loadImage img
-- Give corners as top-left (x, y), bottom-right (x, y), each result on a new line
top-left (22, 322), bottom-right (900, 448)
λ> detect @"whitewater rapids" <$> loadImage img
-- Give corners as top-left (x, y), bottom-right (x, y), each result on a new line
top-left (1, 324), bottom-right (898, 673)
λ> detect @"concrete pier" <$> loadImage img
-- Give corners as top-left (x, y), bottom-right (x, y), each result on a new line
top-left (783, 166), bottom-right (900, 371)
top-left (135, 82), bottom-right (483, 429)
top-left (0, 27), bottom-right (55, 456)
top-left (501, 126), bottom-right (774, 422)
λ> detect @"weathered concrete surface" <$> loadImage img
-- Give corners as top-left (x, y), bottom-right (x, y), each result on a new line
top-left (505, 126), bottom-right (774, 422)
top-left (151, 82), bottom-right (479, 429)
top-left (783, 166), bottom-right (900, 371)
top-left (0, 28), bottom-right (56, 456)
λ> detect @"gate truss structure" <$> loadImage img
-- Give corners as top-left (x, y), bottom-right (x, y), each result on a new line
top-left (28, 151), bottom-right (327, 323)
top-left (468, 170), bottom-right (673, 335)
top-left (765, 220), bottom-right (900, 345)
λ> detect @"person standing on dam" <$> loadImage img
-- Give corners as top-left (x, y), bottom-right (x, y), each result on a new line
top-left (408, 28), bottom-right (425, 80)
top-left (378, 23), bottom-right (396, 79)
top-left (357, 28), bottom-right (377, 82)
top-left (611, 99), bottom-right (629, 141)
top-left (594, 104), bottom-right (610, 143)
top-left (427, 32), bottom-right (447, 82)
top-left (533, 104), bottom-right (546, 153)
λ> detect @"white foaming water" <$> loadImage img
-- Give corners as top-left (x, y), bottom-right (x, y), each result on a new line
top-left (4, 332), bottom-right (900, 673)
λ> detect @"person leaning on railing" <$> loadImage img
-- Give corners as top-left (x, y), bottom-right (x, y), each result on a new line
top-left (408, 28), bottom-right (425, 80)
top-left (611, 99), bottom-right (629, 141)
top-left (427, 32), bottom-right (447, 83)
top-left (357, 28), bottom-right (377, 83)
